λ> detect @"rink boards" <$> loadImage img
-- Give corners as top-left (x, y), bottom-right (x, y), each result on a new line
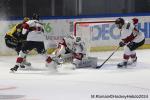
top-left (0, 15), bottom-right (150, 55)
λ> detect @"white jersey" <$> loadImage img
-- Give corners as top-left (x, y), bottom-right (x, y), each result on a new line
top-left (22, 20), bottom-right (44, 42)
top-left (62, 36), bottom-right (75, 50)
top-left (120, 21), bottom-right (145, 43)
top-left (73, 41), bottom-right (86, 54)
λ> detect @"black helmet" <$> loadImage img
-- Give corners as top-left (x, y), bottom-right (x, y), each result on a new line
top-left (115, 18), bottom-right (124, 29)
top-left (115, 18), bottom-right (124, 25)
top-left (32, 13), bottom-right (39, 20)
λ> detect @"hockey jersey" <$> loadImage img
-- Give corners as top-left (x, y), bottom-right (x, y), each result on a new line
top-left (120, 21), bottom-right (145, 43)
top-left (22, 20), bottom-right (44, 42)
top-left (73, 41), bottom-right (86, 54)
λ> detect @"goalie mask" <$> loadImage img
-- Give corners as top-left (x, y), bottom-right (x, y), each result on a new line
top-left (115, 18), bottom-right (125, 29)
top-left (75, 36), bottom-right (81, 43)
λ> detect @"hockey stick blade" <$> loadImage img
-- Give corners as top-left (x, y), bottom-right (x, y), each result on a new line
top-left (96, 65), bottom-right (103, 69)
top-left (96, 46), bottom-right (120, 69)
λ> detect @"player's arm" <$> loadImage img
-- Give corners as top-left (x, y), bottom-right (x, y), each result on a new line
top-left (120, 24), bottom-right (137, 45)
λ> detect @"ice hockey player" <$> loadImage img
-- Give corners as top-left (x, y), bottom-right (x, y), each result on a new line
top-left (5, 17), bottom-right (31, 68)
top-left (115, 17), bottom-right (145, 68)
top-left (46, 35), bottom-right (97, 71)
top-left (10, 13), bottom-right (45, 72)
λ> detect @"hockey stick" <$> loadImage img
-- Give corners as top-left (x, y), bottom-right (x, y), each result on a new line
top-left (96, 46), bottom-right (120, 69)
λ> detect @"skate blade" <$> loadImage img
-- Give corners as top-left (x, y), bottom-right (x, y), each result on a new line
top-left (9, 70), bottom-right (15, 73)
top-left (117, 64), bottom-right (127, 68)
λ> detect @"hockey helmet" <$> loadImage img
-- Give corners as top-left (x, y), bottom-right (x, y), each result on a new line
top-left (115, 18), bottom-right (125, 25)
top-left (23, 17), bottom-right (30, 22)
top-left (32, 13), bottom-right (39, 20)
top-left (115, 18), bottom-right (125, 29)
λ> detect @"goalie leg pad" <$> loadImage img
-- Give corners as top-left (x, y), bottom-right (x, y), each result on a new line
top-left (73, 53), bottom-right (84, 60)
top-left (74, 57), bottom-right (98, 68)
top-left (72, 58), bottom-right (81, 66)
top-left (61, 53), bottom-right (73, 63)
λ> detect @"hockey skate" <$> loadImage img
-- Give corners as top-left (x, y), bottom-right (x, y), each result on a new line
top-left (22, 60), bottom-right (31, 67)
top-left (127, 57), bottom-right (137, 66)
top-left (117, 61), bottom-right (127, 68)
top-left (19, 61), bottom-right (31, 69)
top-left (10, 65), bottom-right (19, 72)
top-left (132, 57), bottom-right (137, 63)
top-left (20, 64), bottom-right (25, 68)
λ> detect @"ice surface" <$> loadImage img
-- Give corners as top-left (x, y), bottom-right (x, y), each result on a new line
top-left (0, 49), bottom-right (150, 100)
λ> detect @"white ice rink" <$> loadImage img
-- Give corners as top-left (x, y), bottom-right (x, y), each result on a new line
top-left (0, 49), bottom-right (150, 100)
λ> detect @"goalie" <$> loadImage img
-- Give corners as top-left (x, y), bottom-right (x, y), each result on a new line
top-left (46, 35), bottom-right (97, 71)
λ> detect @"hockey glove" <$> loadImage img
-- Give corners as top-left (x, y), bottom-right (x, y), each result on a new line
top-left (119, 41), bottom-right (126, 47)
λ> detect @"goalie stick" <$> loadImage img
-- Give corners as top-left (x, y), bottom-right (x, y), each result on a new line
top-left (96, 46), bottom-right (120, 69)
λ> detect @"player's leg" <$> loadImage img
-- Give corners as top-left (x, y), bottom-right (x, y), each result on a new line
top-left (117, 46), bottom-right (131, 68)
top-left (15, 42), bottom-right (31, 67)
top-left (127, 40), bottom-right (145, 64)
top-left (22, 55), bottom-right (31, 67)
top-left (10, 51), bottom-right (27, 72)
top-left (15, 42), bottom-right (22, 55)
top-left (10, 41), bottom-right (32, 72)
top-left (130, 51), bottom-right (137, 64)
top-left (72, 53), bottom-right (84, 69)
top-left (118, 39), bottom-right (145, 68)
top-left (35, 41), bottom-right (58, 71)
top-left (127, 42), bottom-right (137, 64)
